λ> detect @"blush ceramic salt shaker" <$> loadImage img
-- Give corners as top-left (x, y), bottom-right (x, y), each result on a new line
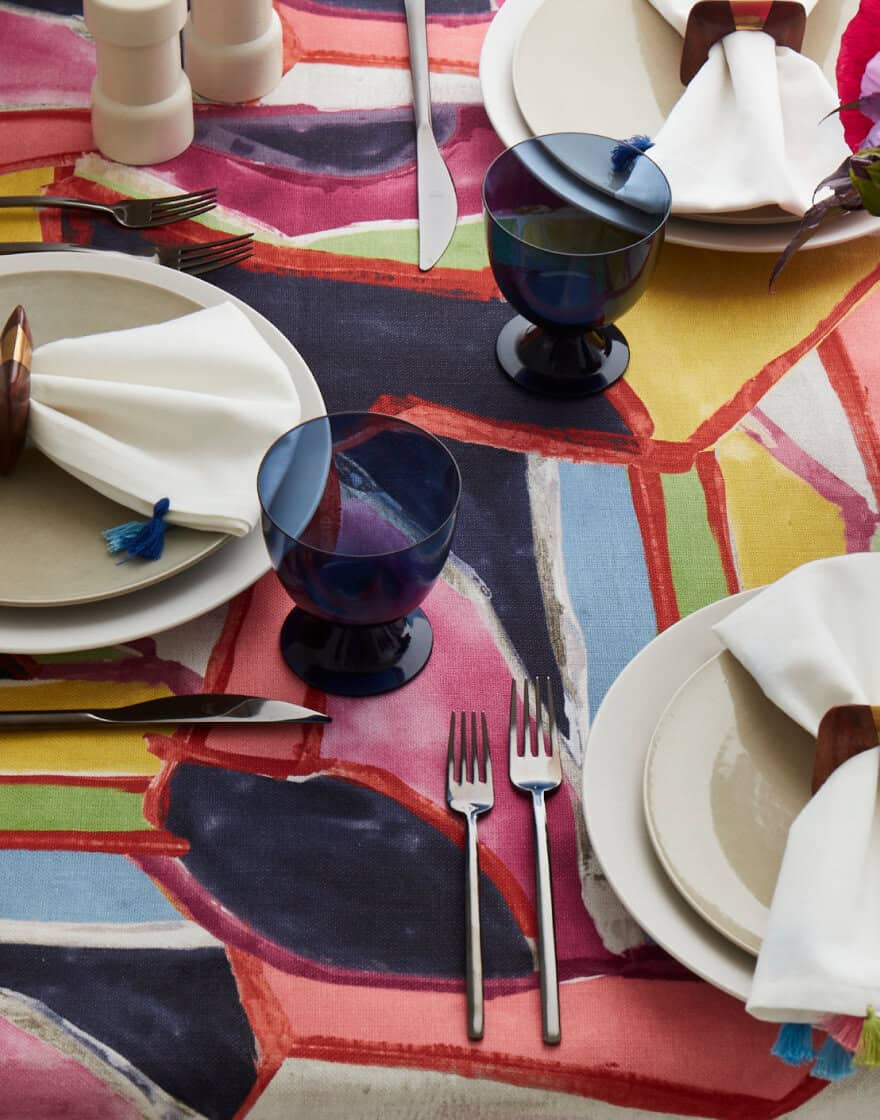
top-left (84, 0), bottom-right (194, 166)
top-left (184, 0), bottom-right (283, 104)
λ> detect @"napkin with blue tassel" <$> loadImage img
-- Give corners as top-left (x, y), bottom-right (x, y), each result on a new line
top-left (714, 552), bottom-right (880, 1081)
top-left (27, 302), bottom-right (301, 559)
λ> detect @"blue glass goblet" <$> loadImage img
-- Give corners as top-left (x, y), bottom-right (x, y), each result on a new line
top-left (257, 412), bottom-right (461, 697)
top-left (483, 132), bottom-right (671, 397)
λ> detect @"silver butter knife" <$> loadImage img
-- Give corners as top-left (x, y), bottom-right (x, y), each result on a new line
top-left (0, 694), bottom-right (331, 729)
top-left (404, 0), bottom-right (458, 270)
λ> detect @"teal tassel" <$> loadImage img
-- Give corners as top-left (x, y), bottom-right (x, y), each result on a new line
top-left (771, 1023), bottom-right (816, 1066)
top-left (812, 1035), bottom-right (856, 1081)
top-left (102, 498), bottom-right (170, 562)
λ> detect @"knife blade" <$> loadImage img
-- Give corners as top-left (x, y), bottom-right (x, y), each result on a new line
top-left (0, 694), bottom-right (331, 729)
top-left (404, 0), bottom-right (458, 270)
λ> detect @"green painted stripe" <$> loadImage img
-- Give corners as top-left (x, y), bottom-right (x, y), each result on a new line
top-left (306, 221), bottom-right (487, 270)
top-left (0, 785), bottom-right (146, 831)
top-left (661, 468), bottom-right (729, 617)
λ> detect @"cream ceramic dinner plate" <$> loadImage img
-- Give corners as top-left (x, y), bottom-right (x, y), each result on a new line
top-left (480, 0), bottom-right (880, 251)
top-left (643, 650), bottom-right (815, 955)
top-left (0, 253), bottom-right (324, 652)
top-left (582, 591), bottom-right (760, 1001)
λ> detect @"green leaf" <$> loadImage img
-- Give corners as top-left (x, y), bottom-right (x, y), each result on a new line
top-left (849, 150), bottom-right (880, 213)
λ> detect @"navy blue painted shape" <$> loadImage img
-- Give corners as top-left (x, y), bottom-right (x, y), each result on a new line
top-left (10, 0), bottom-right (83, 14)
top-left (195, 108), bottom-right (458, 176)
top-left (0, 945), bottom-right (257, 1120)
top-left (164, 766), bottom-right (534, 979)
top-left (278, 0), bottom-right (491, 16)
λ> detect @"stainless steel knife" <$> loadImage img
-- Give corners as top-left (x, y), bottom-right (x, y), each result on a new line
top-left (404, 0), bottom-right (458, 270)
top-left (0, 694), bottom-right (331, 729)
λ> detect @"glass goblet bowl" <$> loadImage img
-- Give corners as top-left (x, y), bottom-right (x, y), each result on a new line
top-left (482, 132), bottom-right (671, 397)
top-left (257, 411), bottom-right (461, 697)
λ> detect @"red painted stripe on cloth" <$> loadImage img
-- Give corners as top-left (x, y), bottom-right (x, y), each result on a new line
top-left (818, 329), bottom-right (880, 501)
top-left (0, 829), bottom-right (188, 854)
top-left (628, 466), bottom-right (679, 632)
top-left (0, 774), bottom-right (151, 793)
top-left (695, 449), bottom-right (740, 595)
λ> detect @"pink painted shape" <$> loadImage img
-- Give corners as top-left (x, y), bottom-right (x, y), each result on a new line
top-left (0, 1015), bottom-right (140, 1120)
top-left (206, 573), bottom-right (615, 969)
top-left (257, 967), bottom-right (820, 1115)
top-left (0, 12), bottom-right (93, 107)
top-left (0, 110), bottom-right (94, 166)
top-left (165, 106), bottom-right (502, 235)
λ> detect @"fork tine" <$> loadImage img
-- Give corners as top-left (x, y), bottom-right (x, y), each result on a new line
top-left (481, 712), bottom-right (492, 786)
top-left (545, 676), bottom-right (557, 754)
top-left (523, 676), bottom-right (533, 756)
top-left (509, 678), bottom-right (518, 764)
top-left (178, 234), bottom-right (253, 261)
top-left (182, 246), bottom-right (253, 276)
top-left (535, 676), bottom-right (545, 755)
top-left (147, 201), bottom-right (219, 228)
top-left (446, 711), bottom-right (456, 791)
top-left (470, 711), bottom-right (479, 783)
top-left (150, 189), bottom-right (218, 213)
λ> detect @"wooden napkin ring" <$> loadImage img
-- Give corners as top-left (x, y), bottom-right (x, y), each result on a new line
top-left (0, 305), bottom-right (32, 476)
top-left (812, 704), bottom-right (880, 794)
top-left (680, 0), bottom-right (807, 85)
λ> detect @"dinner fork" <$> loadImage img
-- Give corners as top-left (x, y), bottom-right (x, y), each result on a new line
top-left (0, 188), bottom-right (217, 229)
top-left (0, 234), bottom-right (254, 277)
top-left (509, 677), bottom-right (562, 1045)
top-left (446, 710), bottom-right (493, 1041)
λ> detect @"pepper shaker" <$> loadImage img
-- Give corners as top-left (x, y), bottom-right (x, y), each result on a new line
top-left (84, 0), bottom-right (194, 166)
top-left (184, 0), bottom-right (283, 104)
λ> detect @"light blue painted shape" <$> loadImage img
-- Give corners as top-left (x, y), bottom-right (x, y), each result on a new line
top-left (0, 850), bottom-right (183, 923)
top-left (558, 460), bottom-right (658, 717)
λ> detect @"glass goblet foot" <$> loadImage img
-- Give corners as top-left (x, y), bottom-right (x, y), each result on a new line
top-left (496, 316), bottom-right (630, 397)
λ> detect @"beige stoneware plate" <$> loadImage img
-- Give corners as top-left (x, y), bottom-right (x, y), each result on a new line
top-left (643, 649), bottom-right (816, 955)
top-left (0, 269), bottom-right (232, 606)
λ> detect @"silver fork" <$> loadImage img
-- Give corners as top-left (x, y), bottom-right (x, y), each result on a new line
top-left (446, 710), bottom-right (493, 1041)
top-left (0, 188), bottom-right (217, 229)
top-left (0, 234), bottom-right (254, 277)
top-left (509, 677), bottom-right (562, 1045)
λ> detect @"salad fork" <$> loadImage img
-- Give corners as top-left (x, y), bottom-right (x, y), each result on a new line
top-left (0, 188), bottom-right (217, 229)
top-left (0, 234), bottom-right (254, 277)
top-left (446, 710), bottom-right (493, 1040)
top-left (509, 676), bottom-right (562, 1044)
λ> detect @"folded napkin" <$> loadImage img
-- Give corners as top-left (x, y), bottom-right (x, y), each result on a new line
top-left (713, 553), bottom-right (880, 1077)
top-left (28, 302), bottom-right (301, 543)
top-left (646, 0), bottom-right (850, 215)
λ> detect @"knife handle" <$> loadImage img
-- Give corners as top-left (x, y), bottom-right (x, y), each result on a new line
top-left (403, 0), bottom-right (432, 131)
top-left (0, 711), bottom-right (100, 729)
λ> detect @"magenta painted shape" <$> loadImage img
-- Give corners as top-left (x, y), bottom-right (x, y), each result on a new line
top-left (0, 1015), bottom-right (141, 1120)
top-left (0, 12), bottom-right (93, 107)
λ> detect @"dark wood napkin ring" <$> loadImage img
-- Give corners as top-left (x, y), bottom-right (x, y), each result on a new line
top-left (812, 704), bottom-right (879, 794)
top-left (0, 305), bottom-right (32, 476)
top-left (680, 0), bottom-right (807, 85)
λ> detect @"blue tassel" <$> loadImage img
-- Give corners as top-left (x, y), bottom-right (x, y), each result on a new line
top-left (611, 135), bottom-right (655, 173)
top-left (102, 498), bottom-right (170, 562)
top-left (812, 1035), bottom-right (856, 1081)
top-left (771, 1022), bottom-right (816, 1066)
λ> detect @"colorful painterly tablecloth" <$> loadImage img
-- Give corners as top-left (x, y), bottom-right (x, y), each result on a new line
top-left (3, 1), bottom-right (880, 1117)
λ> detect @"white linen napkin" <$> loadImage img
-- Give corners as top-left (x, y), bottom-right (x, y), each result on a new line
top-left (646, 0), bottom-right (850, 215)
top-left (27, 302), bottom-right (301, 538)
top-left (713, 553), bottom-right (880, 1033)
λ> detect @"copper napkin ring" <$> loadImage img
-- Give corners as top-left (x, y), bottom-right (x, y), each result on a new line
top-left (0, 305), bottom-right (32, 476)
top-left (680, 0), bottom-right (807, 85)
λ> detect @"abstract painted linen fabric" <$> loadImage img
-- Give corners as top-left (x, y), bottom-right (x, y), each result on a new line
top-left (3, 1), bottom-right (880, 1117)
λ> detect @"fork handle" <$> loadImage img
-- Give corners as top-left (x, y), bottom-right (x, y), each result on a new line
top-left (531, 791), bottom-right (561, 1044)
top-left (0, 197), bottom-right (110, 218)
top-left (464, 813), bottom-right (485, 1041)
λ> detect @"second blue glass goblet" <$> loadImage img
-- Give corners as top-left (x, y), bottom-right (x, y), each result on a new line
top-left (483, 132), bottom-right (671, 397)
top-left (257, 412), bottom-right (461, 697)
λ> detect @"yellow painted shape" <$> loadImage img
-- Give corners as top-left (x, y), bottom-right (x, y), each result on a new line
top-left (0, 167), bottom-right (57, 242)
top-left (0, 681), bottom-right (173, 774)
top-left (621, 239), bottom-right (880, 444)
top-left (717, 429), bottom-right (846, 589)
